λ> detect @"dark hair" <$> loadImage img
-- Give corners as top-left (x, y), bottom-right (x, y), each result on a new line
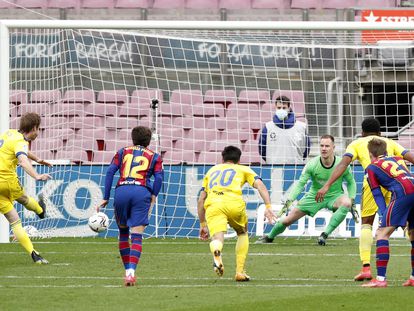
top-left (368, 138), bottom-right (387, 157)
top-left (275, 95), bottom-right (291, 108)
top-left (131, 126), bottom-right (152, 147)
top-left (19, 112), bottom-right (41, 133)
top-left (222, 145), bottom-right (242, 163)
top-left (362, 118), bottom-right (381, 134)
top-left (320, 134), bottom-right (335, 143)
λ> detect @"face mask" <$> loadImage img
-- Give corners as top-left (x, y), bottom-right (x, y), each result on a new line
top-left (275, 109), bottom-right (288, 120)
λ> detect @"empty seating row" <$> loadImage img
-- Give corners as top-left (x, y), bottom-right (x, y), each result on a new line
top-left (0, 0), bottom-right (398, 10)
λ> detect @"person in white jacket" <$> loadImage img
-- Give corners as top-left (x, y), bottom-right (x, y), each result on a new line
top-left (259, 95), bottom-right (310, 164)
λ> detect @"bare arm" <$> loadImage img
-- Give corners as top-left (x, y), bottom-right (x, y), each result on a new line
top-left (18, 154), bottom-right (51, 181)
top-left (253, 179), bottom-right (276, 224)
top-left (403, 151), bottom-right (414, 165)
top-left (28, 151), bottom-right (53, 167)
top-left (315, 156), bottom-right (352, 202)
top-left (197, 190), bottom-right (209, 240)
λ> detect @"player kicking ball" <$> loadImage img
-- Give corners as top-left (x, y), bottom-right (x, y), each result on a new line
top-left (197, 146), bottom-right (276, 281)
top-left (362, 139), bottom-right (414, 288)
top-left (98, 126), bottom-right (163, 287)
top-left (257, 135), bottom-right (357, 245)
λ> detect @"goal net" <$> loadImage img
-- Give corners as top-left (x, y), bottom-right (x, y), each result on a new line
top-left (2, 21), bottom-right (413, 240)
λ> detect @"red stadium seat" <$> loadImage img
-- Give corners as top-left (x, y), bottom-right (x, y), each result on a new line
top-left (81, 0), bottom-right (114, 8)
top-left (9, 105), bottom-right (17, 118)
top-left (47, 0), bottom-right (80, 8)
top-left (159, 102), bottom-right (192, 117)
top-left (252, 0), bottom-right (290, 9)
top-left (219, 0), bottom-right (251, 9)
top-left (197, 151), bottom-right (222, 164)
top-left (175, 138), bottom-right (207, 152)
top-left (39, 128), bottom-right (74, 140)
top-left (65, 137), bottom-right (100, 151)
top-left (10, 117), bottom-right (20, 129)
top-left (91, 151), bottom-right (116, 164)
top-left (9, 90), bottom-right (28, 105)
top-left (62, 90), bottom-right (95, 103)
top-left (397, 138), bottom-right (414, 150)
top-left (115, 0), bottom-right (150, 8)
top-left (68, 116), bottom-right (104, 129)
top-left (291, 0), bottom-right (322, 9)
top-left (39, 117), bottom-right (66, 129)
top-left (186, 0), bottom-right (219, 9)
top-left (240, 151), bottom-right (263, 164)
top-left (15, 0), bottom-right (47, 8)
top-left (226, 103), bottom-right (260, 119)
top-left (97, 90), bottom-right (129, 105)
top-left (186, 128), bottom-right (221, 141)
top-left (192, 105), bottom-right (225, 118)
top-left (170, 89), bottom-right (203, 106)
top-left (206, 117), bottom-right (238, 130)
top-left (106, 116), bottom-right (139, 129)
top-left (30, 90), bottom-right (61, 104)
top-left (238, 90), bottom-right (270, 105)
top-left (0, 1), bottom-right (16, 8)
top-left (130, 89), bottom-right (163, 106)
top-left (243, 139), bottom-right (259, 153)
top-left (159, 127), bottom-right (184, 141)
top-left (19, 103), bottom-right (51, 116)
top-left (136, 116), bottom-right (152, 128)
top-left (118, 106), bottom-right (150, 118)
top-left (322, 0), bottom-right (357, 8)
top-left (55, 150), bottom-right (89, 164)
top-left (153, 0), bottom-right (185, 9)
top-left (204, 90), bottom-right (237, 108)
top-left (208, 140), bottom-right (242, 152)
top-left (357, 0), bottom-right (397, 8)
top-left (163, 150), bottom-right (197, 164)
top-left (31, 138), bottom-right (64, 152)
top-left (33, 150), bottom-right (54, 161)
top-left (104, 139), bottom-right (130, 151)
top-left (174, 117), bottom-right (207, 129)
top-left (220, 131), bottom-right (252, 142)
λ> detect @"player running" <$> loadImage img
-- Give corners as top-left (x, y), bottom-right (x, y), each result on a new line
top-left (98, 126), bottom-right (163, 287)
top-left (362, 138), bottom-right (414, 287)
top-left (257, 135), bottom-right (356, 245)
top-left (0, 112), bottom-right (51, 264)
top-left (197, 145), bottom-right (276, 282)
top-left (315, 118), bottom-right (414, 281)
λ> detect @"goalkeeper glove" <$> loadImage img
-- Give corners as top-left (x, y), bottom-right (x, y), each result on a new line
top-left (350, 199), bottom-right (359, 223)
top-left (278, 199), bottom-right (292, 218)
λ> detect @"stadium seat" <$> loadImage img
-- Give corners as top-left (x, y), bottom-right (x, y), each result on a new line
top-left (115, 0), bottom-right (150, 8)
top-left (47, 0), bottom-right (79, 8)
top-left (0, 1), bottom-right (16, 8)
top-left (9, 90), bottom-right (28, 105)
top-left (192, 105), bottom-right (225, 118)
top-left (226, 103), bottom-right (260, 119)
top-left (159, 102), bottom-right (192, 117)
top-left (106, 116), bottom-right (139, 129)
top-left (39, 117), bottom-right (66, 129)
top-left (357, 0), bottom-right (397, 8)
top-left (9, 117), bottom-right (20, 129)
top-left (272, 90), bottom-right (306, 117)
top-left (243, 139), bottom-right (259, 153)
top-left (97, 89), bottom-right (129, 105)
top-left (81, 0), bottom-right (114, 8)
top-left (259, 103), bottom-right (274, 121)
top-left (68, 116), bottom-right (104, 129)
top-left (186, 0), bottom-right (219, 9)
top-left (240, 151), bottom-right (262, 164)
top-left (219, 0), bottom-right (251, 9)
top-left (55, 150), bottom-right (89, 164)
top-left (204, 90), bottom-right (237, 108)
top-left (131, 89), bottom-right (163, 106)
top-left (91, 151), bottom-right (116, 163)
top-left (104, 139), bottom-right (130, 151)
top-left (206, 117), bottom-right (238, 130)
top-left (19, 103), bottom-right (51, 116)
top-left (136, 116), bottom-right (152, 128)
top-left (15, 0), bottom-right (47, 8)
top-left (322, 0), bottom-right (357, 8)
top-left (175, 138), bottom-right (207, 152)
top-left (220, 131), bottom-right (252, 142)
top-left (62, 90), bottom-right (95, 103)
top-left (186, 128), bottom-right (221, 141)
top-left (118, 106), bottom-right (150, 118)
top-left (174, 116), bottom-right (208, 129)
top-left (291, 0), bottom-right (322, 9)
top-left (159, 127), bottom-right (184, 141)
top-left (208, 140), bottom-right (242, 152)
top-left (238, 90), bottom-right (270, 105)
top-left (397, 138), bottom-right (414, 150)
top-left (153, 0), bottom-right (185, 9)
top-left (33, 150), bottom-right (54, 161)
top-left (170, 89), bottom-right (203, 106)
top-left (163, 150), bottom-right (197, 164)
top-left (9, 105), bottom-right (17, 118)
top-left (252, 0), bottom-right (290, 9)
top-left (31, 138), bottom-right (64, 152)
top-left (39, 128), bottom-right (74, 140)
top-left (158, 116), bottom-right (174, 128)
top-left (30, 90), bottom-right (61, 104)
top-left (197, 151), bottom-right (222, 164)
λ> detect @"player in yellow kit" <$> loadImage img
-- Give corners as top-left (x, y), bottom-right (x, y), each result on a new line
top-left (197, 146), bottom-right (276, 281)
top-left (315, 118), bottom-right (414, 280)
top-left (0, 113), bottom-right (52, 264)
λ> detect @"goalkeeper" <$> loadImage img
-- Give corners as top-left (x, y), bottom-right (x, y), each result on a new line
top-left (257, 135), bottom-right (357, 245)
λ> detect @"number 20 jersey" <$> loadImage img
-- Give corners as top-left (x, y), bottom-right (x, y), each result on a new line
top-left (202, 163), bottom-right (260, 208)
top-left (111, 145), bottom-right (163, 189)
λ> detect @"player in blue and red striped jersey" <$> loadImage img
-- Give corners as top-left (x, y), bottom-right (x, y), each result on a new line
top-left (98, 126), bottom-right (163, 287)
top-left (362, 138), bottom-right (414, 288)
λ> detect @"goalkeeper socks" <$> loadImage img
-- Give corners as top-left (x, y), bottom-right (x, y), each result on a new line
top-left (23, 197), bottom-right (43, 215)
top-left (411, 241), bottom-right (414, 277)
top-left (235, 234), bottom-right (249, 274)
top-left (209, 239), bottom-right (223, 254)
top-left (376, 239), bottom-right (390, 278)
top-left (324, 206), bottom-right (348, 236)
top-left (268, 222), bottom-right (286, 239)
top-left (118, 227), bottom-right (130, 270)
top-left (360, 224), bottom-right (373, 265)
top-left (129, 233), bottom-right (143, 272)
top-left (11, 219), bottom-right (34, 254)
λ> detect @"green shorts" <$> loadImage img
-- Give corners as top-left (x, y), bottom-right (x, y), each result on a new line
top-left (297, 193), bottom-right (344, 217)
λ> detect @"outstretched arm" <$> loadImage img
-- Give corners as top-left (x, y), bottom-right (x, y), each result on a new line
top-left (253, 179), bottom-right (276, 224)
top-left (18, 154), bottom-right (51, 181)
top-left (28, 151), bottom-right (53, 167)
top-left (315, 156), bottom-right (352, 202)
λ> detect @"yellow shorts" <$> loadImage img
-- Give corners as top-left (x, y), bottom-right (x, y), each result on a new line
top-left (361, 179), bottom-right (391, 218)
top-left (205, 201), bottom-right (247, 237)
top-left (0, 178), bottom-right (24, 215)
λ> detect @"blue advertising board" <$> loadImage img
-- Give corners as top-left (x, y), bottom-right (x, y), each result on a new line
top-left (19, 164), bottom-right (366, 238)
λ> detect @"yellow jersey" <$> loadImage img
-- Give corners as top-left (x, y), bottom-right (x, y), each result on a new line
top-left (0, 129), bottom-right (29, 180)
top-left (344, 135), bottom-right (406, 169)
top-left (202, 163), bottom-right (259, 208)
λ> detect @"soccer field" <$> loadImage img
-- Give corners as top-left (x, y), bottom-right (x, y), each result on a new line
top-left (0, 237), bottom-right (412, 311)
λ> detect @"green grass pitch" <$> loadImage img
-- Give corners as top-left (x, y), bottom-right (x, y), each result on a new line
top-left (1, 237), bottom-right (413, 311)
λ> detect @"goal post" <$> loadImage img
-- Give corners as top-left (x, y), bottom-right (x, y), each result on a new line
top-left (1, 20), bottom-right (414, 243)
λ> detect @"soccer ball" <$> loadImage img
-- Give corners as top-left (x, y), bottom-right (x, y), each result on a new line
top-left (88, 212), bottom-right (109, 233)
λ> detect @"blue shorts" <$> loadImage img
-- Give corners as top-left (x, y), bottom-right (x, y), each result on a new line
top-left (381, 193), bottom-right (414, 229)
top-left (114, 185), bottom-right (152, 228)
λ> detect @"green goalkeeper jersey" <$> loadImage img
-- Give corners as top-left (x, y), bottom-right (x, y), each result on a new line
top-left (288, 156), bottom-right (356, 201)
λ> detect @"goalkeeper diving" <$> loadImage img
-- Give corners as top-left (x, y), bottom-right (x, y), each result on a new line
top-left (257, 135), bottom-right (357, 245)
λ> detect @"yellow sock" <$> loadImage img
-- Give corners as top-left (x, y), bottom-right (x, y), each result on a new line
top-left (235, 234), bottom-right (249, 274)
top-left (209, 239), bottom-right (223, 254)
top-left (23, 197), bottom-right (43, 215)
top-left (11, 220), bottom-right (34, 254)
top-left (359, 224), bottom-right (373, 265)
